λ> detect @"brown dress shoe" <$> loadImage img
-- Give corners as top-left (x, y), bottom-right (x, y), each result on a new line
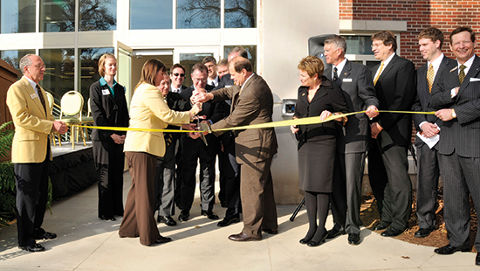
top-left (228, 232), bottom-right (262, 241)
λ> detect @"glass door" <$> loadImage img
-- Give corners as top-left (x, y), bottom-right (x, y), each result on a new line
top-left (174, 47), bottom-right (219, 87)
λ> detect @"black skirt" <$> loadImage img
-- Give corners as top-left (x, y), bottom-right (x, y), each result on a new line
top-left (298, 135), bottom-right (336, 193)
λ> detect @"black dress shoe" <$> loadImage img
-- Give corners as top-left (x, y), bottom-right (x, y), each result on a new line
top-left (414, 227), bottom-right (434, 238)
top-left (299, 238), bottom-right (311, 244)
top-left (348, 233), bottom-right (361, 245)
top-left (228, 232), bottom-right (261, 241)
top-left (201, 210), bottom-right (219, 220)
top-left (178, 210), bottom-right (190, 222)
top-left (34, 231), bottom-right (57, 240)
top-left (374, 221), bottom-right (390, 231)
top-left (476, 252), bottom-right (480, 266)
top-left (326, 227), bottom-right (345, 239)
top-left (19, 243), bottom-right (45, 252)
top-left (381, 227), bottom-right (404, 237)
top-left (434, 244), bottom-right (470, 255)
top-left (262, 228), bottom-right (278, 235)
top-left (158, 215), bottom-right (177, 226)
top-left (99, 215), bottom-right (116, 221)
top-left (154, 235), bottom-right (172, 244)
top-left (217, 216), bottom-right (240, 227)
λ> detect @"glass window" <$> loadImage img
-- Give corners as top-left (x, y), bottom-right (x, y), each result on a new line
top-left (80, 0), bottom-right (116, 31)
top-left (224, 45), bottom-right (256, 71)
top-left (177, 0), bottom-right (220, 29)
top-left (40, 0), bottom-right (75, 32)
top-left (1, 0), bottom-right (36, 33)
top-left (39, 49), bottom-right (75, 102)
top-left (1, 50), bottom-right (35, 72)
top-left (79, 48), bottom-right (114, 103)
top-left (225, 0), bottom-right (255, 28)
top-left (342, 35), bottom-right (374, 55)
top-left (130, 0), bottom-right (172, 29)
top-left (179, 53), bottom-right (213, 86)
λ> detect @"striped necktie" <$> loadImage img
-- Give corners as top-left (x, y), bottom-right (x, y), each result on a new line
top-left (459, 64), bottom-right (466, 84)
top-left (36, 85), bottom-right (47, 114)
top-left (426, 63), bottom-right (434, 93)
top-left (373, 62), bottom-right (384, 86)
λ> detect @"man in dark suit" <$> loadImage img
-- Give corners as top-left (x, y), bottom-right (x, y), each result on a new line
top-left (431, 26), bottom-right (480, 266)
top-left (368, 31), bottom-right (417, 237)
top-left (202, 56), bottom-right (220, 88)
top-left (177, 63), bottom-right (228, 222)
top-left (192, 56), bottom-right (278, 241)
top-left (170, 63), bottom-right (188, 94)
top-left (155, 70), bottom-right (191, 227)
top-left (6, 54), bottom-right (68, 252)
top-left (412, 27), bottom-right (456, 238)
top-left (323, 35), bottom-right (379, 245)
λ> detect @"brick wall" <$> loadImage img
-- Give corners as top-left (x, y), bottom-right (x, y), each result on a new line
top-left (340, 0), bottom-right (480, 67)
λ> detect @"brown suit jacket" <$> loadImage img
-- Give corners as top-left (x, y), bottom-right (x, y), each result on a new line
top-left (211, 74), bottom-right (278, 164)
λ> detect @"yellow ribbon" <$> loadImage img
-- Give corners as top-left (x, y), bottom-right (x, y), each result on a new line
top-left (70, 110), bottom-right (436, 133)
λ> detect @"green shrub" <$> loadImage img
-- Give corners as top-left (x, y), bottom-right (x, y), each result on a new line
top-left (0, 121), bottom-right (15, 225)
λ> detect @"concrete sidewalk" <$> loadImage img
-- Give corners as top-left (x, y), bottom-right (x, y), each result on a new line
top-left (0, 173), bottom-right (477, 271)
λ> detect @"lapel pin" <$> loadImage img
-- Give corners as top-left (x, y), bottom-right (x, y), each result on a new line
top-left (302, 93), bottom-right (306, 96)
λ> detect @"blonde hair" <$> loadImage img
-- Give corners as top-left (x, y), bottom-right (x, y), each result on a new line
top-left (135, 59), bottom-right (166, 90)
top-left (297, 56), bottom-right (324, 78)
top-left (98, 53), bottom-right (116, 77)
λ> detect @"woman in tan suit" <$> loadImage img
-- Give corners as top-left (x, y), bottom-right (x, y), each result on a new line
top-left (119, 59), bottom-right (200, 246)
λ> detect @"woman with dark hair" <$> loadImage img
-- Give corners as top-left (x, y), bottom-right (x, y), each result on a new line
top-left (118, 59), bottom-right (200, 246)
top-left (291, 56), bottom-right (348, 247)
top-left (90, 53), bottom-right (129, 221)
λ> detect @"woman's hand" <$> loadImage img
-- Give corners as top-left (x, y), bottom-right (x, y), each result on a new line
top-left (319, 110), bottom-right (332, 121)
top-left (189, 102), bottom-right (202, 119)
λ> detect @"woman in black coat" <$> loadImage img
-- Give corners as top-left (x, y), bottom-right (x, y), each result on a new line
top-left (90, 53), bottom-right (130, 221)
top-left (291, 56), bottom-right (348, 246)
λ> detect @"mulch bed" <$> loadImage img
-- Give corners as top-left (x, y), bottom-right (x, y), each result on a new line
top-left (360, 188), bottom-right (478, 251)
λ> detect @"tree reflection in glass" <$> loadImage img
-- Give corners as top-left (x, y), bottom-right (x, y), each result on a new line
top-left (177, 0), bottom-right (220, 29)
top-left (79, 0), bottom-right (116, 31)
top-left (225, 0), bottom-right (255, 28)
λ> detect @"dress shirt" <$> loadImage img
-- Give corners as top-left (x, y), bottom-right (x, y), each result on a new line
top-left (24, 76), bottom-right (39, 95)
top-left (240, 73), bottom-right (255, 93)
top-left (333, 58), bottom-right (347, 78)
top-left (373, 52), bottom-right (396, 80)
top-left (207, 76), bottom-right (219, 87)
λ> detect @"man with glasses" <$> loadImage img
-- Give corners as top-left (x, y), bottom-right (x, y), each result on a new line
top-left (202, 56), bottom-right (219, 88)
top-left (170, 64), bottom-right (188, 94)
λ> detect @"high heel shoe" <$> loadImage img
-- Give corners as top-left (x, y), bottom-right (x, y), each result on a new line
top-left (299, 237), bottom-right (311, 244)
top-left (307, 232), bottom-right (327, 247)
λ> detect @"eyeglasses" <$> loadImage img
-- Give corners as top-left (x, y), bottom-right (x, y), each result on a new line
top-left (173, 73), bottom-right (185, 77)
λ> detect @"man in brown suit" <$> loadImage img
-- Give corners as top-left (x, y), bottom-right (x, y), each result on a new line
top-left (192, 56), bottom-right (278, 241)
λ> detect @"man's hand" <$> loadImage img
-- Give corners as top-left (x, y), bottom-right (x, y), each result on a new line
top-left (370, 122), bottom-right (383, 139)
top-left (419, 122), bottom-right (440, 138)
top-left (52, 120), bottom-right (68, 134)
top-left (191, 91), bottom-right (213, 104)
top-left (188, 132), bottom-right (201, 139)
top-left (365, 105), bottom-right (379, 118)
top-left (111, 133), bottom-right (125, 144)
top-left (435, 108), bottom-right (455, 122)
top-left (182, 123), bottom-right (196, 130)
top-left (320, 110), bottom-right (332, 121)
top-left (189, 103), bottom-right (202, 118)
top-left (290, 125), bottom-right (299, 134)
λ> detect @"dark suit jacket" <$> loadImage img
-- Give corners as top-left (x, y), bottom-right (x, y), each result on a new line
top-left (294, 77), bottom-right (349, 149)
top-left (325, 60), bottom-right (378, 153)
top-left (431, 55), bottom-right (480, 157)
top-left (211, 74), bottom-right (278, 164)
top-left (89, 80), bottom-right (129, 158)
top-left (217, 74), bottom-right (234, 89)
top-left (412, 56), bottom-right (456, 147)
top-left (371, 54), bottom-right (417, 147)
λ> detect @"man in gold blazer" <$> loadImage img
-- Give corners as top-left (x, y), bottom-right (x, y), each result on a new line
top-left (193, 56), bottom-right (278, 241)
top-left (6, 54), bottom-right (68, 252)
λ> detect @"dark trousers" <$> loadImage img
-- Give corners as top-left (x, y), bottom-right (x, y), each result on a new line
top-left (368, 131), bottom-right (412, 231)
top-left (438, 153), bottom-right (480, 250)
top-left (119, 152), bottom-right (160, 246)
top-left (155, 136), bottom-right (177, 216)
top-left (14, 147), bottom-right (50, 247)
top-left (95, 146), bottom-right (125, 218)
top-left (415, 143), bottom-right (440, 229)
top-left (331, 152), bottom-right (367, 234)
top-left (219, 137), bottom-right (241, 218)
top-left (179, 136), bottom-right (216, 212)
top-left (240, 157), bottom-right (278, 237)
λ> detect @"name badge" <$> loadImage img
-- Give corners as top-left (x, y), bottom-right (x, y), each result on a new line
top-left (470, 77), bottom-right (480, 82)
top-left (342, 78), bottom-right (353, 82)
top-left (102, 89), bottom-right (110, 95)
top-left (30, 93), bottom-right (38, 99)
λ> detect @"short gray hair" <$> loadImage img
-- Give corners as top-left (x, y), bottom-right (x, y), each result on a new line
top-left (19, 54), bottom-right (34, 74)
top-left (324, 35), bottom-right (347, 53)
